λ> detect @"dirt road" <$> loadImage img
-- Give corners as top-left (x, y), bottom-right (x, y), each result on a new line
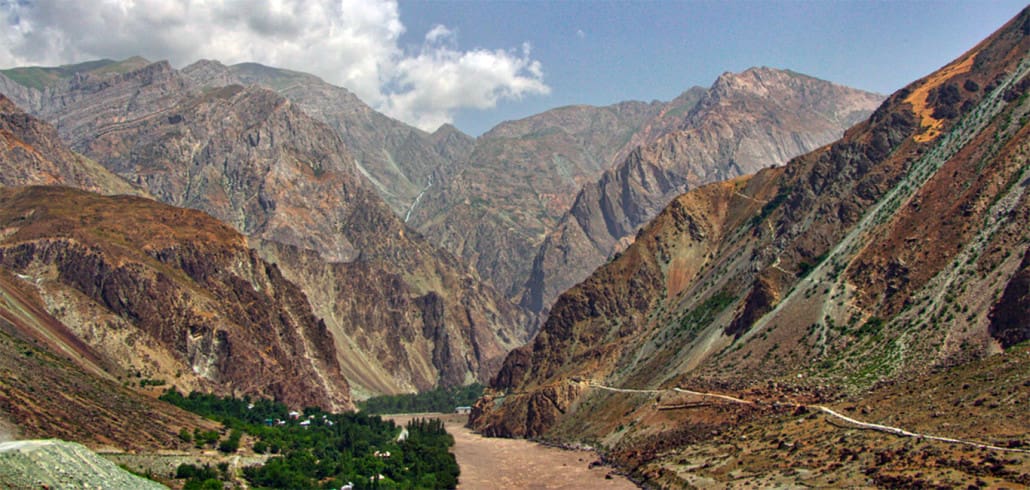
top-left (386, 413), bottom-right (638, 489)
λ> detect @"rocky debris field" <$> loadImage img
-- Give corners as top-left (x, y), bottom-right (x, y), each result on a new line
top-left (0, 439), bottom-right (167, 489)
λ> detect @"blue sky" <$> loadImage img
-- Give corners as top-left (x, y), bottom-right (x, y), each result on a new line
top-left (0, 0), bottom-right (1026, 135)
top-left (399, 0), bottom-right (1027, 134)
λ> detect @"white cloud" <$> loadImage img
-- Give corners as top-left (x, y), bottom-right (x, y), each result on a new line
top-left (0, 0), bottom-right (549, 131)
top-left (425, 24), bottom-right (454, 45)
top-left (383, 40), bottom-right (550, 130)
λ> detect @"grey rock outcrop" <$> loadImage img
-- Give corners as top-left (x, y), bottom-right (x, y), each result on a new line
top-left (0, 439), bottom-right (167, 489)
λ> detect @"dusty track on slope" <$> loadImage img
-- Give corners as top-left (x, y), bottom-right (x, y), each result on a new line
top-left (589, 382), bottom-right (1030, 454)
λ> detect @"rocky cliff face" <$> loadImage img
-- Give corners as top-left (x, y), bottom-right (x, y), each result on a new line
top-left (0, 94), bottom-right (140, 195)
top-left (77, 81), bottom-right (368, 264)
top-left (255, 238), bottom-right (526, 398)
top-left (180, 60), bottom-right (467, 217)
top-left (0, 265), bottom-right (220, 451)
top-left (409, 101), bottom-right (668, 298)
top-left (0, 440), bottom-right (167, 489)
top-left (521, 68), bottom-right (884, 313)
top-left (2, 61), bottom-right (529, 396)
top-left (5, 60), bottom-right (188, 151)
top-left (472, 8), bottom-right (1030, 486)
top-left (0, 57), bottom-right (152, 114)
top-left (0, 186), bottom-right (352, 411)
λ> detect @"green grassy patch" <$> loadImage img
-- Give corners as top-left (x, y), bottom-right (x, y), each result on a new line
top-left (1, 59), bottom-right (122, 90)
top-left (749, 186), bottom-right (793, 228)
top-left (676, 291), bottom-right (736, 338)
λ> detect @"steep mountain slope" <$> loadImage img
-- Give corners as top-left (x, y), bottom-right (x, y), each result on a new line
top-left (0, 94), bottom-right (231, 448)
top-left (1, 61), bottom-right (528, 397)
top-left (180, 59), bottom-right (467, 217)
top-left (522, 68), bottom-right (883, 313)
top-left (0, 440), bottom-right (166, 489)
top-left (0, 185), bottom-right (352, 410)
top-left (0, 94), bottom-right (140, 195)
top-left (633, 343), bottom-right (1029, 488)
top-left (409, 100), bottom-right (670, 297)
top-left (472, 7), bottom-right (1030, 486)
top-left (76, 81), bottom-right (368, 263)
top-left (0, 267), bottom-right (220, 451)
top-left (0, 57), bottom-right (152, 113)
top-left (0, 59), bottom-right (188, 151)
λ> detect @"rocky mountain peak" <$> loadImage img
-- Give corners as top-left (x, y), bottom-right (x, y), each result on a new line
top-left (699, 67), bottom-right (882, 124)
top-left (520, 66), bottom-right (884, 314)
top-left (67, 59), bottom-right (175, 89)
top-left (180, 58), bottom-right (234, 87)
top-left (432, 122), bottom-right (462, 137)
top-left (709, 66), bottom-right (787, 98)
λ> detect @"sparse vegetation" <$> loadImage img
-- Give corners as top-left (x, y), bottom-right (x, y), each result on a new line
top-left (796, 252), bottom-right (829, 278)
top-left (749, 186), bottom-right (793, 227)
top-left (676, 291), bottom-right (736, 338)
top-left (855, 317), bottom-right (884, 337)
top-left (138, 378), bottom-right (166, 388)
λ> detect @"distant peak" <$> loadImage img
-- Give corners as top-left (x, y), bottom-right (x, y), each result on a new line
top-left (118, 56), bottom-right (151, 67)
top-left (186, 59), bottom-right (228, 70)
top-left (146, 60), bottom-right (173, 70)
top-left (707, 66), bottom-right (834, 101)
top-left (716, 66), bottom-right (786, 83)
top-left (433, 123), bottom-right (459, 134)
top-left (670, 85), bottom-right (707, 103)
top-left (230, 61), bottom-right (314, 79)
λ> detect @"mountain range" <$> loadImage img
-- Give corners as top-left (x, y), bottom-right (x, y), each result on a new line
top-left (405, 69), bottom-right (881, 311)
top-left (1, 59), bottom-right (528, 399)
top-left (0, 7), bottom-right (1026, 487)
top-left (521, 67), bottom-right (882, 314)
top-left (0, 51), bottom-right (881, 402)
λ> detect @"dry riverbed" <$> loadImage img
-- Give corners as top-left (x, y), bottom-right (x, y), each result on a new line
top-left (386, 413), bottom-right (637, 489)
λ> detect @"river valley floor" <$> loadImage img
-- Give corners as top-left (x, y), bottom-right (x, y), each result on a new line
top-left (386, 413), bottom-right (638, 489)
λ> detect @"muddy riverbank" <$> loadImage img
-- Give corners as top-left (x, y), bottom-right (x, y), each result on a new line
top-left (386, 413), bottom-right (637, 489)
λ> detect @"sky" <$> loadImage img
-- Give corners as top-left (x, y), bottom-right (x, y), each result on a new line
top-left (0, 0), bottom-right (1026, 135)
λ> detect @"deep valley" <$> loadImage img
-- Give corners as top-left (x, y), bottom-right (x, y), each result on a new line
top-left (0, 4), bottom-right (1028, 489)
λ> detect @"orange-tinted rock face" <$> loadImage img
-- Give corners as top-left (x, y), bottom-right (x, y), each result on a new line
top-left (0, 185), bottom-right (352, 411)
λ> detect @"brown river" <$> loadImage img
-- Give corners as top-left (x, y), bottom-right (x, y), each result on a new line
top-left (386, 413), bottom-right (638, 489)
